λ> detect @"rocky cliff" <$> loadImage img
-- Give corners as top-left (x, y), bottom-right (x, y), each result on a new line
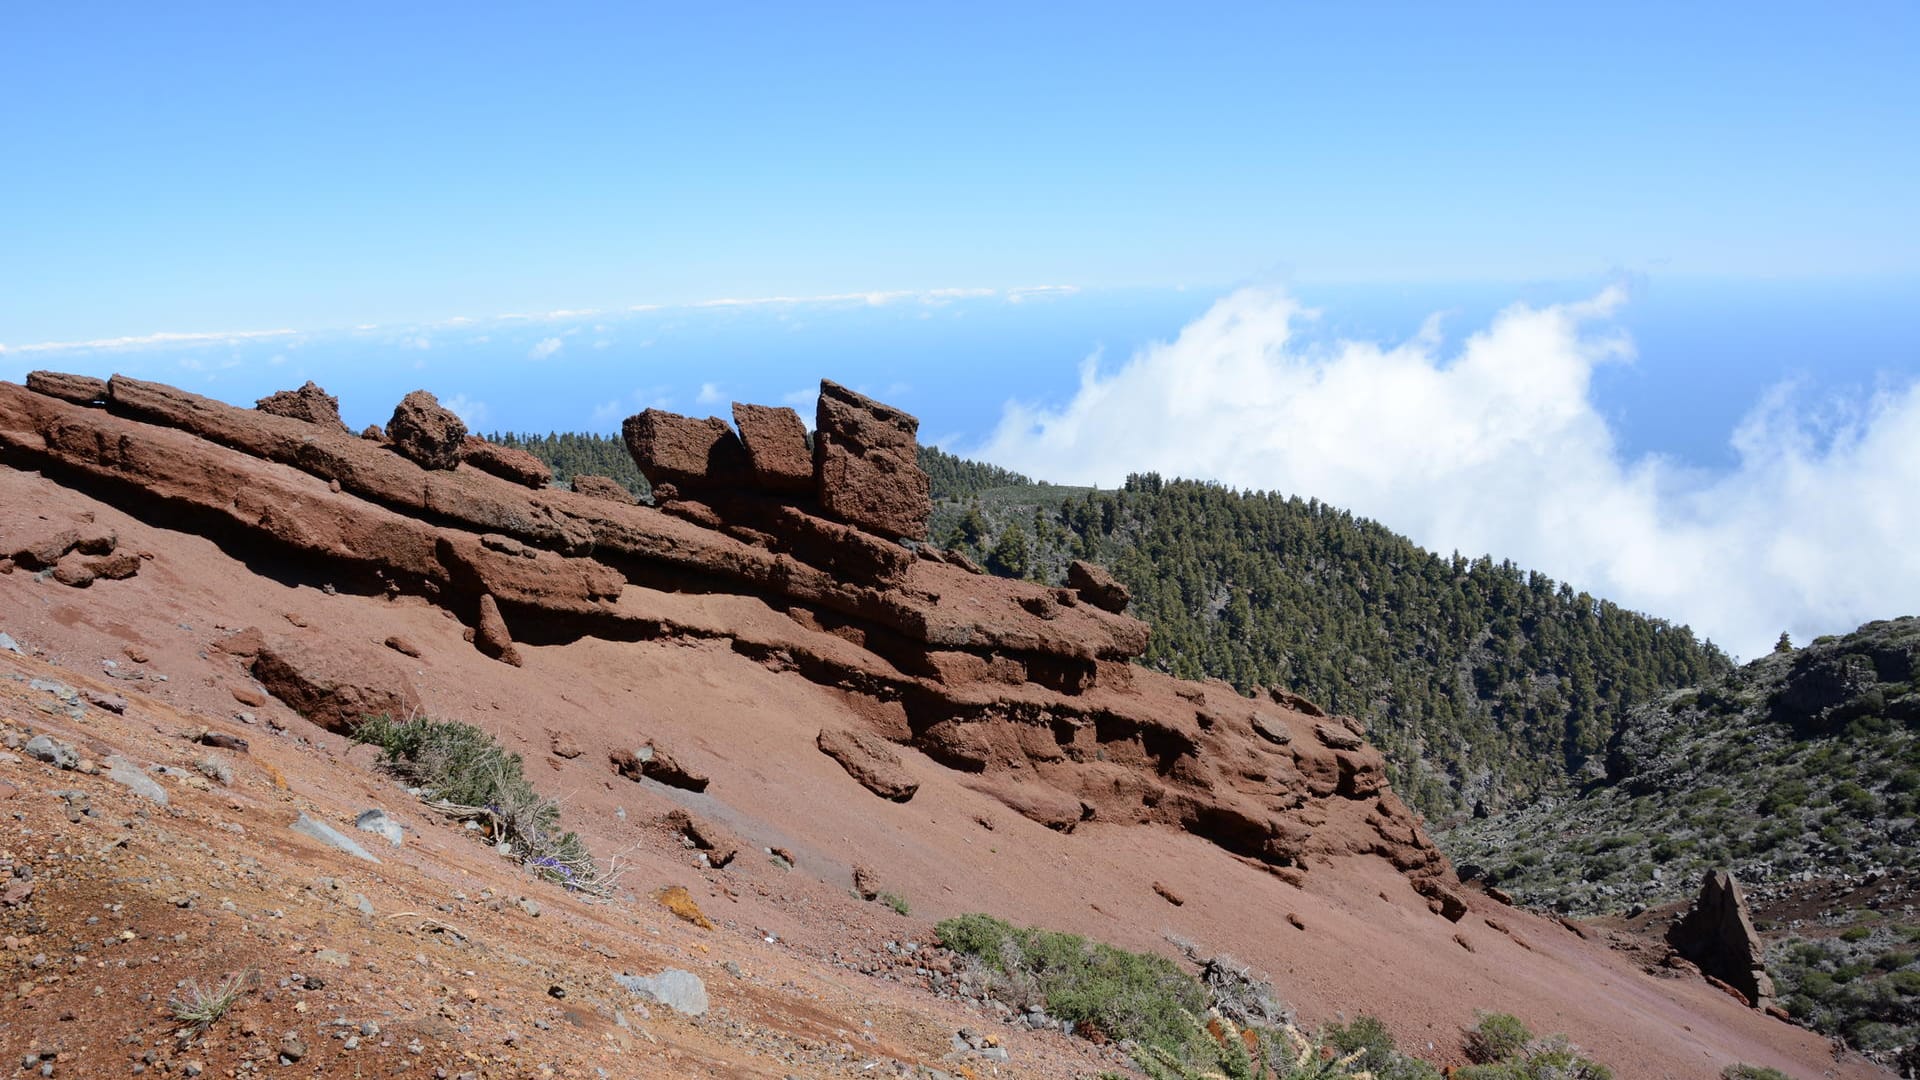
top-left (0, 372), bottom-right (1444, 887)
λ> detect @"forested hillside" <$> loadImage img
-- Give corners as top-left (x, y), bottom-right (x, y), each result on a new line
top-left (925, 464), bottom-right (1730, 818)
top-left (488, 431), bottom-right (650, 497)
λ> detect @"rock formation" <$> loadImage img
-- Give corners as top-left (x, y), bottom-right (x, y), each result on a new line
top-left (256, 381), bottom-right (347, 429)
top-left (0, 372), bottom-right (1449, 886)
top-left (1667, 869), bottom-right (1775, 1009)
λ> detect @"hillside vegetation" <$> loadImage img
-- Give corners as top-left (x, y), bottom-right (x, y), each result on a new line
top-left (926, 465), bottom-right (1728, 818)
top-left (1442, 617), bottom-right (1920, 1067)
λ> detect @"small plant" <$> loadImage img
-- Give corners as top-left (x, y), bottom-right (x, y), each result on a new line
top-left (1722, 1066), bottom-right (1791, 1080)
top-left (1463, 1013), bottom-right (1533, 1064)
top-left (1133, 1011), bottom-right (1376, 1080)
top-left (353, 714), bottom-right (615, 895)
top-left (169, 971), bottom-right (249, 1033)
top-left (878, 891), bottom-right (911, 916)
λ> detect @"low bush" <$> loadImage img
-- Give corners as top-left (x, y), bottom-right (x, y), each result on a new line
top-left (1463, 1013), bottom-right (1533, 1064)
top-left (353, 714), bottom-right (613, 895)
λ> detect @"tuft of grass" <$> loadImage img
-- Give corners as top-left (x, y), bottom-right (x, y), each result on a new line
top-left (169, 971), bottom-right (249, 1033)
top-left (878, 891), bottom-right (911, 916)
top-left (353, 714), bottom-right (615, 895)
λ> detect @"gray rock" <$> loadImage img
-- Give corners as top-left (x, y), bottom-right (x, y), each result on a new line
top-left (614, 969), bottom-right (708, 1016)
top-left (0, 633), bottom-right (21, 654)
top-left (290, 812), bottom-right (382, 864)
top-left (355, 809), bottom-right (405, 847)
top-left (106, 756), bottom-right (169, 804)
top-left (24, 735), bottom-right (77, 770)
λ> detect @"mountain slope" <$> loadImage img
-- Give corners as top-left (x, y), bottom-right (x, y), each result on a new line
top-left (925, 468), bottom-right (1731, 818)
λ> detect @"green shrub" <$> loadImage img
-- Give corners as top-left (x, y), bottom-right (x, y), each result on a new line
top-left (1320, 1015), bottom-right (1444, 1080)
top-left (934, 913), bottom-right (1208, 1056)
top-left (1722, 1066), bottom-right (1791, 1080)
top-left (1841, 926), bottom-right (1873, 943)
top-left (353, 715), bottom-right (612, 894)
top-left (878, 891), bottom-right (911, 916)
top-left (1463, 1013), bottom-right (1533, 1064)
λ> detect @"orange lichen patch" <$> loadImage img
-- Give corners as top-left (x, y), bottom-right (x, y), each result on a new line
top-left (656, 885), bottom-right (715, 930)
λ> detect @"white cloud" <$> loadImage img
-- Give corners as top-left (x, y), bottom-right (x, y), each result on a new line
top-left (528, 337), bottom-right (564, 360)
top-left (696, 382), bottom-right (725, 406)
top-left (0, 327), bottom-right (296, 355)
top-left (441, 393), bottom-right (490, 428)
top-left (975, 286), bottom-right (1920, 659)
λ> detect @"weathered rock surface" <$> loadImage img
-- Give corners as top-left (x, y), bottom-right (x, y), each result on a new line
top-left (1667, 869), bottom-right (1775, 1009)
top-left (387, 390), bottom-right (467, 470)
top-left (731, 403), bottom-right (812, 493)
top-left (610, 741), bottom-right (709, 792)
top-left (615, 969), bottom-right (708, 1016)
top-left (250, 636), bottom-right (421, 733)
top-left (570, 474), bottom-right (637, 505)
top-left (256, 381), bottom-right (347, 429)
top-left (813, 380), bottom-right (931, 540)
top-left (473, 593), bottom-right (523, 667)
top-left (461, 436), bottom-right (553, 488)
top-left (662, 808), bottom-right (739, 867)
top-left (290, 811), bottom-right (382, 863)
top-left (817, 727), bottom-right (918, 802)
top-left (26, 370), bottom-right (107, 405)
top-left (623, 410), bottom-right (748, 491)
top-left (1067, 560), bottom-right (1130, 613)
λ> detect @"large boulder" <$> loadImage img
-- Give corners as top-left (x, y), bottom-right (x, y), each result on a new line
top-left (25, 371), bottom-right (108, 405)
top-left (250, 636), bottom-right (421, 733)
top-left (817, 727), bottom-right (918, 802)
top-left (1666, 869), bottom-right (1774, 1009)
top-left (388, 390), bottom-right (468, 470)
top-left (1067, 560), bottom-right (1130, 613)
top-left (256, 382), bottom-right (347, 429)
top-left (813, 381), bottom-right (931, 540)
top-left (622, 410), bottom-right (748, 492)
top-left (731, 403), bottom-right (812, 493)
top-left (460, 436), bottom-right (552, 488)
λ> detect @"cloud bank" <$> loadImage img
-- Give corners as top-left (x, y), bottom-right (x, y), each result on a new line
top-left (975, 287), bottom-right (1920, 659)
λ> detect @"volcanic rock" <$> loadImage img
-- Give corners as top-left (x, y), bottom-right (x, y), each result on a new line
top-left (473, 594), bottom-right (522, 666)
top-left (813, 380), bottom-right (931, 540)
top-left (570, 474), bottom-right (638, 505)
top-left (817, 727), bottom-right (918, 801)
top-left (255, 381), bottom-right (346, 429)
top-left (250, 636), bottom-right (421, 733)
top-left (1666, 869), bottom-right (1775, 1009)
top-left (1314, 722), bottom-right (1364, 751)
top-left (25, 370), bottom-right (107, 405)
top-left (387, 390), bottom-right (468, 470)
top-left (1067, 560), bottom-right (1130, 613)
top-left (731, 403), bottom-right (812, 493)
top-left (662, 808), bottom-right (739, 867)
top-left (622, 410), bottom-right (748, 491)
top-left (610, 741), bottom-right (709, 792)
top-left (461, 436), bottom-right (553, 488)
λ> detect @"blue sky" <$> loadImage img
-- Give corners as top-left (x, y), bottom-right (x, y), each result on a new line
top-left (2, 3), bottom-right (1917, 654)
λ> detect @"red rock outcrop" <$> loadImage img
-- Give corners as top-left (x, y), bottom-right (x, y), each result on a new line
top-left (256, 381), bottom-right (347, 429)
top-left (0, 371), bottom-right (1448, 888)
top-left (570, 474), bottom-right (638, 505)
top-left (813, 380), bottom-right (931, 540)
top-left (461, 436), bottom-right (553, 488)
top-left (388, 389), bottom-right (468, 469)
top-left (731, 403), bottom-right (812, 493)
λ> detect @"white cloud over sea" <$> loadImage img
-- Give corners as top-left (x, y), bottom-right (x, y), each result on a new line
top-left (975, 287), bottom-right (1920, 659)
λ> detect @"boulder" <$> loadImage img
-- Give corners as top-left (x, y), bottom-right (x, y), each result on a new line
top-left (731, 403), bottom-right (812, 493)
top-left (1314, 722), bottom-right (1364, 751)
top-left (290, 812), bottom-right (382, 864)
top-left (570, 474), bottom-right (638, 505)
top-left (1251, 715), bottom-right (1292, 745)
top-left (609, 741), bottom-right (709, 792)
top-left (460, 436), bottom-right (552, 488)
top-left (622, 409), bottom-right (748, 490)
top-left (473, 594), bottom-right (523, 666)
top-left (256, 381), bottom-right (347, 429)
top-left (250, 636), bottom-right (421, 733)
top-left (662, 808), bottom-right (739, 867)
top-left (1067, 560), bottom-right (1130, 613)
top-left (813, 380), bottom-right (931, 540)
top-left (1666, 869), bottom-right (1775, 1009)
top-left (387, 390), bottom-right (468, 470)
top-left (615, 969), bottom-right (708, 1016)
top-left (817, 727), bottom-right (918, 801)
top-left (1268, 688), bottom-right (1326, 717)
top-left (25, 370), bottom-right (108, 405)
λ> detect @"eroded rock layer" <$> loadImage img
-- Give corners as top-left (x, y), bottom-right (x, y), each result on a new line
top-left (0, 372), bottom-right (1447, 885)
